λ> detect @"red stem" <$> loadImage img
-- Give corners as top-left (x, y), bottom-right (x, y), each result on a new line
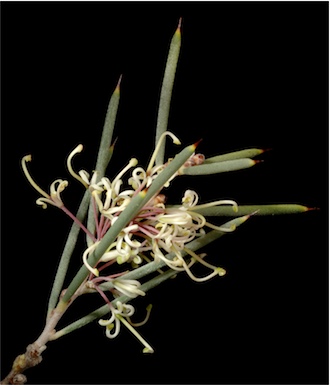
top-left (60, 205), bottom-right (97, 242)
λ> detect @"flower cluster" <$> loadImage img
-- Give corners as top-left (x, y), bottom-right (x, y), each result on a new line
top-left (21, 131), bottom-right (239, 352)
top-left (67, 133), bottom-right (238, 279)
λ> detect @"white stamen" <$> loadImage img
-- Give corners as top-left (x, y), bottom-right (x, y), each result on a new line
top-left (147, 131), bottom-right (181, 172)
top-left (190, 199), bottom-right (238, 212)
top-left (117, 314), bottom-right (154, 353)
top-left (66, 144), bottom-right (89, 188)
top-left (21, 155), bottom-right (50, 199)
top-left (111, 158), bottom-right (138, 190)
top-left (129, 304), bottom-right (153, 327)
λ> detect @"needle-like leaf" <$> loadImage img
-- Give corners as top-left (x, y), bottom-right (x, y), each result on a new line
top-left (204, 148), bottom-right (265, 163)
top-left (155, 18), bottom-right (182, 165)
top-left (181, 158), bottom-right (259, 175)
top-left (194, 204), bottom-right (311, 216)
top-left (86, 77), bottom-right (121, 247)
top-left (95, 76), bottom-right (121, 178)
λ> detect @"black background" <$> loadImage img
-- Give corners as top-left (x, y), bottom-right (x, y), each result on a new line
top-left (1, 2), bottom-right (328, 384)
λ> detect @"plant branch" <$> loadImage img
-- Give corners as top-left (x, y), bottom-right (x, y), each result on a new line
top-left (1, 301), bottom-right (69, 385)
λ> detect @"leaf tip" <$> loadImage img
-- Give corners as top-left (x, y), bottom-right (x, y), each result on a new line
top-left (178, 17), bottom-right (183, 30)
top-left (248, 209), bottom-right (260, 217)
top-left (110, 137), bottom-right (118, 150)
top-left (174, 17), bottom-right (182, 37)
top-left (306, 206), bottom-right (320, 212)
top-left (192, 138), bottom-right (203, 150)
top-left (115, 74), bottom-right (122, 92)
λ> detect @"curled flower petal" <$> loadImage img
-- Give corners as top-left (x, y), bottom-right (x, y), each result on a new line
top-left (82, 242), bottom-right (100, 277)
top-left (182, 189), bottom-right (199, 208)
top-left (49, 179), bottom-right (68, 207)
top-left (36, 197), bottom-right (55, 209)
top-left (113, 279), bottom-right (146, 298)
top-left (105, 318), bottom-right (120, 339)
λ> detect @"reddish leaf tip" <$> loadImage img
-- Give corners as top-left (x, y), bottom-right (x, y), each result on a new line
top-left (247, 209), bottom-right (260, 218)
top-left (110, 137), bottom-right (118, 150)
top-left (192, 138), bottom-right (203, 150)
top-left (116, 74), bottom-right (123, 90)
top-left (306, 206), bottom-right (320, 212)
top-left (178, 17), bottom-right (182, 30)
